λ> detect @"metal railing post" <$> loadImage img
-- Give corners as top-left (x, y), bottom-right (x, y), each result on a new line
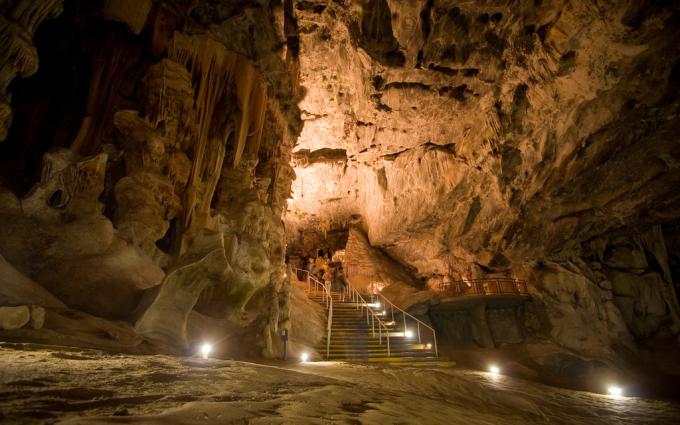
top-left (433, 331), bottom-right (438, 358)
top-left (417, 322), bottom-right (421, 343)
top-left (326, 301), bottom-right (332, 359)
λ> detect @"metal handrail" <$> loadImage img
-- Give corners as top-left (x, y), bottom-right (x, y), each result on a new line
top-left (372, 291), bottom-right (438, 358)
top-left (345, 278), bottom-right (391, 357)
top-left (437, 278), bottom-right (529, 298)
top-left (294, 268), bottom-right (333, 359)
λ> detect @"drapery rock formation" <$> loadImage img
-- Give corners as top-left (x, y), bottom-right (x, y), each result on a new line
top-left (0, 0), bottom-right (64, 141)
top-left (284, 0), bottom-right (680, 368)
top-left (0, 0), bottom-right (303, 358)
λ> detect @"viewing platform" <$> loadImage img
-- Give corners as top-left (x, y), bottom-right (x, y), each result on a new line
top-left (433, 278), bottom-right (530, 311)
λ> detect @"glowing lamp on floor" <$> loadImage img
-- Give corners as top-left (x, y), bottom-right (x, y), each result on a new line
top-left (404, 329), bottom-right (414, 338)
top-left (425, 343), bottom-right (432, 349)
top-left (300, 352), bottom-right (310, 362)
top-left (607, 385), bottom-right (623, 398)
top-left (489, 365), bottom-right (500, 375)
top-left (200, 343), bottom-right (213, 359)
top-left (374, 302), bottom-right (381, 309)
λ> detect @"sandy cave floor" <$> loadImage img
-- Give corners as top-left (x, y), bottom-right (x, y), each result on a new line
top-left (1, 344), bottom-right (679, 424)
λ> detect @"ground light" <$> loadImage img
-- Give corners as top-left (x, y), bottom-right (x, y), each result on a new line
top-left (404, 329), bottom-right (414, 338)
top-left (200, 343), bottom-right (213, 359)
top-left (607, 385), bottom-right (623, 398)
top-left (489, 365), bottom-right (500, 375)
top-left (300, 352), bottom-right (310, 362)
top-left (426, 343), bottom-right (432, 349)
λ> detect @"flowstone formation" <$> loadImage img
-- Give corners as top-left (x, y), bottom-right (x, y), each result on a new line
top-left (284, 0), bottom-right (680, 371)
top-left (0, 0), bottom-right (303, 359)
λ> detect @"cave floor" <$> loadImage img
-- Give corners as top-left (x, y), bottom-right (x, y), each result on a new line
top-left (1, 344), bottom-right (679, 425)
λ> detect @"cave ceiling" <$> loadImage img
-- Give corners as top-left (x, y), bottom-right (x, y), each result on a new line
top-left (284, 0), bottom-right (680, 278)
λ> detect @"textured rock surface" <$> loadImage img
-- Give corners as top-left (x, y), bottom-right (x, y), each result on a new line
top-left (284, 0), bottom-right (680, 361)
top-left (0, 255), bottom-right (66, 309)
top-left (135, 235), bottom-right (230, 348)
top-left (0, 1), bottom-right (303, 358)
top-left (0, 306), bottom-right (30, 330)
top-left (0, 0), bottom-right (64, 141)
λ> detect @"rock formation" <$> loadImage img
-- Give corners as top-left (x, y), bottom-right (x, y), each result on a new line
top-left (0, 0), bottom-right (302, 358)
top-left (0, 0), bottom-right (64, 141)
top-left (284, 0), bottom-right (680, 368)
top-left (0, 0), bottom-right (678, 379)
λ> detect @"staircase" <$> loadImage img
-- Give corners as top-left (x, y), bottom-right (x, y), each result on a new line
top-left (308, 291), bottom-right (438, 362)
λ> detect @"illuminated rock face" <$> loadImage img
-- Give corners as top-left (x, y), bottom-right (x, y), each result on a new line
top-left (285, 1), bottom-right (680, 355)
top-left (0, 1), bottom-right (302, 357)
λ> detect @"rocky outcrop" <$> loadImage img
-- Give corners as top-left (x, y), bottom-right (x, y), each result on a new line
top-left (135, 234), bottom-right (230, 348)
top-left (0, 149), bottom-right (164, 319)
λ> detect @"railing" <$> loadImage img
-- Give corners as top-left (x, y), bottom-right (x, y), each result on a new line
top-left (344, 278), bottom-right (391, 357)
top-left (437, 278), bottom-right (529, 298)
top-left (370, 291), bottom-right (438, 358)
top-left (294, 268), bottom-right (333, 359)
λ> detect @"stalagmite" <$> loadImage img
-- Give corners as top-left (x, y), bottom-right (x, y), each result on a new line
top-left (135, 233), bottom-right (229, 348)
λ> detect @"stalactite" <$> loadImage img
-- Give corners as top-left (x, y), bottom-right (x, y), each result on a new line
top-left (0, 0), bottom-right (63, 141)
top-left (168, 32), bottom-right (268, 229)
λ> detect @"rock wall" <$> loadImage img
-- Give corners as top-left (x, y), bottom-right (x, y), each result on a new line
top-left (284, 0), bottom-right (680, 362)
top-left (0, 0), bottom-right (303, 358)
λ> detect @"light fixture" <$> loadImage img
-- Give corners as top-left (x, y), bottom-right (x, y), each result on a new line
top-left (404, 329), bottom-right (414, 338)
top-left (300, 352), bottom-right (310, 362)
top-left (200, 343), bottom-right (213, 359)
top-left (382, 310), bottom-right (387, 315)
top-left (426, 343), bottom-right (432, 349)
top-left (374, 302), bottom-right (381, 309)
top-left (489, 365), bottom-right (500, 375)
top-left (607, 385), bottom-right (623, 397)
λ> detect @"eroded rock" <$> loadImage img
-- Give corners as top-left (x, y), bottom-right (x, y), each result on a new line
top-left (0, 306), bottom-right (30, 330)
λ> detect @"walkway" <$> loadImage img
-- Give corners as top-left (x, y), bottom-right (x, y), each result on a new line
top-left (437, 278), bottom-right (529, 298)
top-left (308, 291), bottom-right (435, 362)
top-left (296, 269), bottom-right (437, 362)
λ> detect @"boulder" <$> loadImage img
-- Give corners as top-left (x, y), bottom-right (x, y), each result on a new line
top-left (0, 306), bottom-right (30, 330)
top-left (29, 306), bottom-right (46, 330)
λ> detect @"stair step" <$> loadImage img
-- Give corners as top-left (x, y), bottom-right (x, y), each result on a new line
top-left (321, 350), bottom-right (435, 355)
top-left (306, 288), bottom-right (439, 362)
